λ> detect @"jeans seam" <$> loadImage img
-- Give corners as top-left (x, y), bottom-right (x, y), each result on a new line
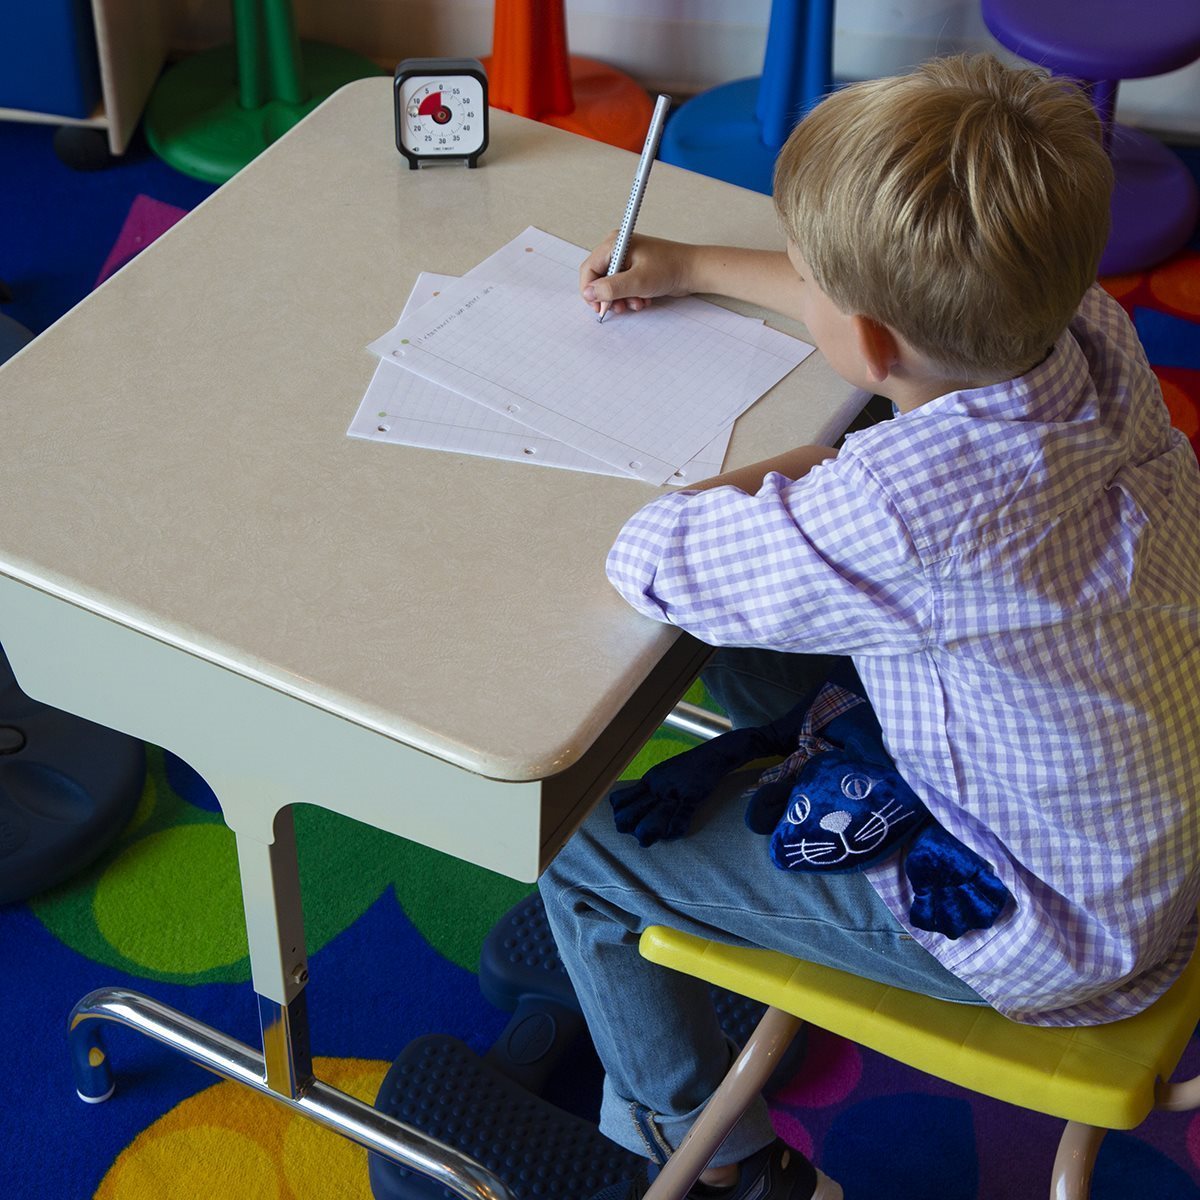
top-left (585, 882), bottom-right (915, 942)
top-left (631, 1102), bottom-right (673, 1164)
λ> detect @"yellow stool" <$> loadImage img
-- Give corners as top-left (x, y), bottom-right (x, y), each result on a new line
top-left (637, 923), bottom-right (1200, 1200)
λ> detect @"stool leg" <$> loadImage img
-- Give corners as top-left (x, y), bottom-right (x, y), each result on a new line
top-left (1086, 79), bottom-right (1118, 154)
top-left (642, 1007), bottom-right (804, 1200)
top-left (1050, 1121), bottom-right (1106, 1200)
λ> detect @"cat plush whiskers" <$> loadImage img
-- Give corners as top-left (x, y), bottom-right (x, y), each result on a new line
top-left (779, 789), bottom-right (917, 868)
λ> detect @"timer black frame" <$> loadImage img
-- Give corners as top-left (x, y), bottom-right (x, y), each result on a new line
top-left (393, 57), bottom-right (490, 169)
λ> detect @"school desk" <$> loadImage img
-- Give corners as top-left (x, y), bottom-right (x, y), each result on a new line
top-left (0, 78), bottom-right (864, 1199)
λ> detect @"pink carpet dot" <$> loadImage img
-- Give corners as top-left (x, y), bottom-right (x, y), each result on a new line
top-left (94, 195), bottom-right (188, 288)
top-left (771, 1028), bottom-right (863, 1108)
top-left (769, 1111), bottom-right (813, 1160)
top-left (1186, 1111), bottom-right (1200, 1169)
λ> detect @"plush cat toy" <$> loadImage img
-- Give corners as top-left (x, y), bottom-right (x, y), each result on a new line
top-left (610, 683), bottom-right (1012, 939)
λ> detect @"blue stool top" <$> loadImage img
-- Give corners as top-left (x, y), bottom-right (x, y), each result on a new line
top-left (983, 0), bottom-right (1200, 80)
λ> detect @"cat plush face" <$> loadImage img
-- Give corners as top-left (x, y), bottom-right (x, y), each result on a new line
top-left (770, 752), bottom-right (927, 873)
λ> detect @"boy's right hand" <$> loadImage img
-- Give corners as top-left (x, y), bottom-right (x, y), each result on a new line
top-left (579, 234), bottom-right (695, 317)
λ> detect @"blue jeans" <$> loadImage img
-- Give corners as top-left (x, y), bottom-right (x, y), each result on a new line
top-left (539, 648), bottom-right (984, 1166)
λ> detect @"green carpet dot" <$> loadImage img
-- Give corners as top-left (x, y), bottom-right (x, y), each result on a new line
top-left (93, 826), bottom-right (247, 973)
top-left (122, 768), bottom-right (159, 839)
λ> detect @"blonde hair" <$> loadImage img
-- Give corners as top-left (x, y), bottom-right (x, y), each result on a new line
top-left (773, 54), bottom-right (1113, 378)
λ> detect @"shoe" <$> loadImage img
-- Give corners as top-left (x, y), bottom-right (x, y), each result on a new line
top-left (592, 1138), bottom-right (842, 1200)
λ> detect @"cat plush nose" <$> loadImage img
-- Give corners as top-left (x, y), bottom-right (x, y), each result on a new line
top-left (819, 811), bottom-right (852, 834)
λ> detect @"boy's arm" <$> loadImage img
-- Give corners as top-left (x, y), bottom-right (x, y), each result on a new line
top-left (686, 445), bottom-right (838, 494)
top-left (579, 235), bottom-right (805, 322)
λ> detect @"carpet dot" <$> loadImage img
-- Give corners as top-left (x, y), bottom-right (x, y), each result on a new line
top-left (123, 771), bottom-right (159, 838)
top-left (1102, 271), bottom-right (1147, 301)
top-left (769, 1111), bottom-right (813, 1160)
top-left (822, 1093), bottom-right (978, 1200)
top-left (771, 1029), bottom-right (862, 1109)
top-left (1159, 375), bottom-right (1200, 438)
top-left (282, 1060), bottom-right (386, 1196)
top-left (93, 826), bottom-right (247, 972)
top-left (163, 750), bottom-right (221, 813)
top-left (1092, 1130), bottom-right (1200, 1197)
top-left (94, 1058), bottom-right (387, 1200)
top-left (1149, 254), bottom-right (1200, 318)
top-left (99, 1126), bottom-right (280, 1199)
top-left (1187, 1112), bottom-right (1200, 1171)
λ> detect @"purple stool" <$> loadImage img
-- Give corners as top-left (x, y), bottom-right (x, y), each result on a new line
top-left (983, 0), bottom-right (1200, 275)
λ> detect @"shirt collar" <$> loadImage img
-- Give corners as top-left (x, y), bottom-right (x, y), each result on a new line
top-left (901, 323), bottom-right (1090, 425)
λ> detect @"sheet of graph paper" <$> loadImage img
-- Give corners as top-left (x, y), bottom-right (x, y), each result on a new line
top-left (367, 227), bottom-right (813, 485)
top-left (349, 273), bottom-right (732, 484)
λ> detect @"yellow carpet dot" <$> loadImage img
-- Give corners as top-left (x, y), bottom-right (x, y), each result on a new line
top-left (95, 1058), bottom-right (390, 1200)
top-left (99, 1126), bottom-right (280, 1199)
top-left (282, 1059), bottom-right (389, 1198)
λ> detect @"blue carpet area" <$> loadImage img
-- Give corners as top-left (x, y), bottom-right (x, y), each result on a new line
top-left (2, 122), bottom-right (215, 335)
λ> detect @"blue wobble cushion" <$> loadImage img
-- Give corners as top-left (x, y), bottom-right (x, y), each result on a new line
top-left (0, 646), bottom-right (145, 904)
top-left (479, 890), bottom-right (573, 1013)
top-left (369, 1035), bottom-right (641, 1200)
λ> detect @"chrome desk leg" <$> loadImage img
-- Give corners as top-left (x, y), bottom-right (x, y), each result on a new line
top-left (67, 807), bottom-right (516, 1200)
top-left (67, 990), bottom-right (513, 1200)
top-left (663, 701), bottom-right (730, 741)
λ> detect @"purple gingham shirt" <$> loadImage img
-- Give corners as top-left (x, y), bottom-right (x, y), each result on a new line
top-left (607, 286), bottom-right (1200, 1025)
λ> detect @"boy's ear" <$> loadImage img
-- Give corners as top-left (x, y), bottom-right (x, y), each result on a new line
top-left (852, 314), bottom-right (901, 383)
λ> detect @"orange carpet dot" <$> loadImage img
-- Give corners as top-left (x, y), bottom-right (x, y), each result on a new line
top-left (1148, 253), bottom-right (1200, 318)
top-left (1100, 271), bottom-right (1147, 301)
top-left (1158, 374), bottom-right (1200, 439)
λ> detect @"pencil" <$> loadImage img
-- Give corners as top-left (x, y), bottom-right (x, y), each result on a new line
top-left (598, 93), bottom-right (672, 324)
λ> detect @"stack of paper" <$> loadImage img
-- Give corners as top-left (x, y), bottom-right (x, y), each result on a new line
top-left (350, 227), bottom-right (814, 486)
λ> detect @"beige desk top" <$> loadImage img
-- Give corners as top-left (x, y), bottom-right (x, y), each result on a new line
top-left (0, 79), bottom-right (860, 784)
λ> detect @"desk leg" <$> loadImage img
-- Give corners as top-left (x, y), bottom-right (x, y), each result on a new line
top-left (234, 808), bottom-right (315, 1097)
top-left (66, 807), bottom-right (516, 1200)
top-left (663, 701), bottom-right (729, 741)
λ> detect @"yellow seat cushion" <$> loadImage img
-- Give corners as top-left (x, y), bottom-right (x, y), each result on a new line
top-left (639, 925), bottom-right (1200, 1130)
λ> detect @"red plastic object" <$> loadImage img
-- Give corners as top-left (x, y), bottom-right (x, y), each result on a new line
top-left (483, 0), bottom-right (653, 153)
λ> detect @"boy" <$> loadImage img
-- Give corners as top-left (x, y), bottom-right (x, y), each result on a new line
top-left (538, 53), bottom-right (1200, 1200)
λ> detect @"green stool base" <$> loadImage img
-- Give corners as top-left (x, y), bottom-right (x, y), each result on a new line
top-left (144, 42), bottom-right (380, 183)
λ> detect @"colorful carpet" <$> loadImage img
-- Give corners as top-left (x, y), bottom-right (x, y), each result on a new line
top-left (2, 127), bottom-right (1200, 1200)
